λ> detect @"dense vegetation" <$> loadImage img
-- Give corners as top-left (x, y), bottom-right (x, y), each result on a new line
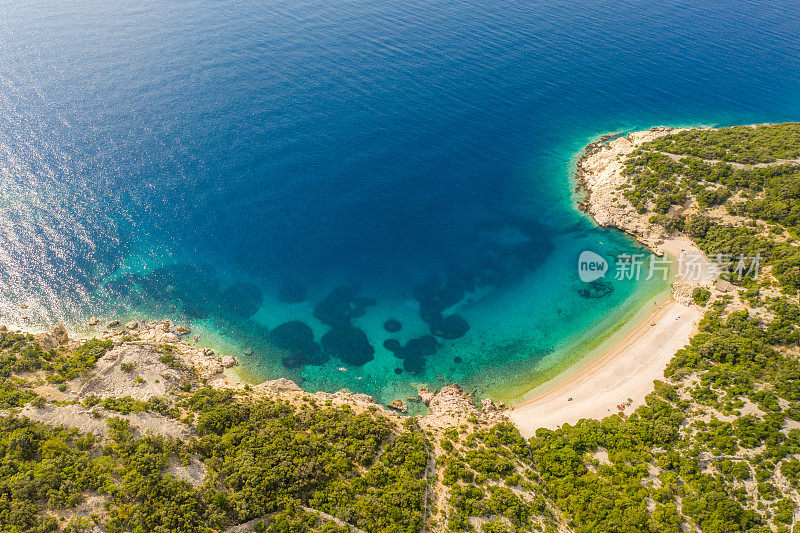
top-left (0, 380), bottom-right (429, 533)
top-left (0, 333), bottom-right (111, 409)
top-left (644, 123), bottom-right (800, 164)
top-left (621, 123), bottom-right (800, 292)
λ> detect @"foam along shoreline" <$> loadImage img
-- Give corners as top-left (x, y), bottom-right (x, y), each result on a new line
top-left (509, 127), bottom-right (718, 437)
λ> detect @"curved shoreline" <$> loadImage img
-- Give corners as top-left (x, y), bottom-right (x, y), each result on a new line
top-left (4, 127), bottom-right (713, 432)
top-left (510, 298), bottom-right (698, 436)
top-left (509, 128), bottom-right (714, 436)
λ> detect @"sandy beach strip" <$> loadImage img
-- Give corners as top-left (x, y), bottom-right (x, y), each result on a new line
top-left (508, 235), bottom-right (712, 437)
top-left (509, 299), bottom-right (699, 436)
top-left (508, 127), bottom-right (716, 437)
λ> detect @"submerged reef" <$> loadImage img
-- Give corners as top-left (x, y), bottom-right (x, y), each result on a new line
top-left (268, 320), bottom-right (326, 369)
top-left (278, 280), bottom-right (307, 303)
top-left (577, 279), bottom-right (614, 299)
top-left (313, 286), bottom-right (376, 328)
top-left (217, 282), bottom-right (263, 318)
top-left (389, 335), bottom-right (440, 375)
top-left (383, 318), bottom-right (402, 332)
top-left (321, 326), bottom-right (375, 366)
top-left (103, 264), bottom-right (265, 320)
top-left (99, 217), bottom-right (554, 380)
top-left (429, 314), bottom-right (470, 339)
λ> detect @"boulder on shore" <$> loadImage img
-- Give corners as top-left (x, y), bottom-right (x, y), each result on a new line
top-left (387, 399), bottom-right (408, 413)
top-left (162, 333), bottom-right (180, 343)
top-left (418, 389), bottom-right (436, 405)
top-left (51, 323), bottom-right (69, 345)
top-left (221, 355), bottom-right (238, 368)
top-left (481, 398), bottom-right (497, 413)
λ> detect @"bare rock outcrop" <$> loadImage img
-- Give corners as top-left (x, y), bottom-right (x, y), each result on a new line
top-left (18, 403), bottom-right (193, 440)
top-left (418, 388), bottom-right (436, 405)
top-left (387, 399), bottom-right (408, 413)
top-left (481, 398), bottom-right (497, 413)
top-left (427, 384), bottom-right (475, 418)
top-left (52, 323), bottom-right (69, 345)
top-left (672, 279), bottom-right (696, 305)
top-left (419, 384), bottom-right (508, 428)
top-left (34, 334), bottom-right (58, 351)
top-left (255, 378), bottom-right (303, 393)
top-left (577, 128), bottom-right (682, 249)
top-left (323, 390), bottom-right (377, 405)
top-left (78, 343), bottom-right (192, 401)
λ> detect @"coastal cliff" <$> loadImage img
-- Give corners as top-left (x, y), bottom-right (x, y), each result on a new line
top-left (576, 127), bottom-right (684, 251)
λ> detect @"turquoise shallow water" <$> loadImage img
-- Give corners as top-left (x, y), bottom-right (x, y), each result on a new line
top-left (0, 0), bottom-right (798, 404)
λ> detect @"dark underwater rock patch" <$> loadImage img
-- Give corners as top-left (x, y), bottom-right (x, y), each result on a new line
top-left (269, 320), bottom-right (326, 368)
top-left (383, 339), bottom-right (402, 352)
top-left (134, 264), bottom-right (220, 317)
top-left (389, 335), bottom-right (439, 375)
top-left (313, 286), bottom-right (375, 328)
top-left (140, 264), bottom-right (219, 300)
top-left (217, 282), bottom-right (264, 319)
top-left (413, 277), bottom-right (467, 324)
top-left (322, 326), bottom-right (375, 366)
top-left (405, 335), bottom-right (439, 357)
top-left (279, 280), bottom-right (307, 304)
top-left (103, 265), bottom-right (208, 318)
top-left (383, 319), bottom-right (402, 333)
top-left (578, 279), bottom-right (614, 299)
top-left (103, 275), bottom-right (136, 297)
top-left (182, 303), bottom-right (211, 320)
top-left (429, 314), bottom-right (470, 339)
top-left (410, 222), bottom-right (555, 328)
top-left (403, 352), bottom-right (425, 375)
top-left (470, 239), bottom-right (553, 287)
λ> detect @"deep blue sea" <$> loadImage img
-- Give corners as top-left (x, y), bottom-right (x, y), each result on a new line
top-left (1, 0), bottom-right (799, 403)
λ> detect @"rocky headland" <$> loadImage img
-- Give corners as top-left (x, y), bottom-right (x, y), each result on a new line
top-left (10, 318), bottom-right (509, 437)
